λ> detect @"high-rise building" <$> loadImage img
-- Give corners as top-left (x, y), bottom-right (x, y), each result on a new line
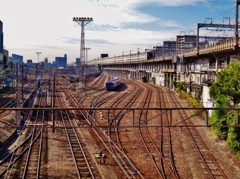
top-left (76, 58), bottom-right (80, 67)
top-left (12, 54), bottom-right (23, 64)
top-left (0, 20), bottom-right (3, 63)
top-left (55, 54), bottom-right (67, 68)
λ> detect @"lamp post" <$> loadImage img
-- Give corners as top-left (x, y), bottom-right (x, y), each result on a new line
top-left (85, 47), bottom-right (91, 78)
top-left (137, 48), bottom-right (141, 71)
top-left (36, 52), bottom-right (41, 64)
top-left (148, 46), bottom-right (153, 60)
top-left (114, 54), bottom-right (116, 64)
top-left (130, 50), bottom-right (132, 63)
top-left (35, 52), bottom-right (41, 74)
top-left (137, 48), bottom-right (141, 60)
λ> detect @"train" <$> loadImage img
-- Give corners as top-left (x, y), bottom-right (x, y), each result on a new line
top-left (106, 76), bottom-right (121, 90)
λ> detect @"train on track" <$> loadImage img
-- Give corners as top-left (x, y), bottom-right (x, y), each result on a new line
top-left (106, 76), bottom-right (121, 90)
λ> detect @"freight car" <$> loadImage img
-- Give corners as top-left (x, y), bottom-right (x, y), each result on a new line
top-left (106, 76), bottom-right (120, 90)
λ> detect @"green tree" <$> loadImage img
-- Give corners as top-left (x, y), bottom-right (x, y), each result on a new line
top-left (226, 113), bottom-right (240, 156)
top-left (142, 76), bottom-right (147, 83)
top-left (210, 59), bottom-right (240, 156)
top-left (7, 61), bottom-right (13, 69)
top-left (3, 55), bottom-right (7, 64)
top-left (210, 59), bottom-right (240, 106)
top-left (210, 95), bottom-right (230, 140)
top-left (175, 81), bottom-right (187, 93)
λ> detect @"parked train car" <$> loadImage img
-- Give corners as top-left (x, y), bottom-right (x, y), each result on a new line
top-left (106, 76), bottom-right (121, 90)
top-left (70, 75), bottom-right (81, 83)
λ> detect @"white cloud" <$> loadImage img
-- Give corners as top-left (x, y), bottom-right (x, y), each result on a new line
top-left (1, 0), bottom-right (211, 63)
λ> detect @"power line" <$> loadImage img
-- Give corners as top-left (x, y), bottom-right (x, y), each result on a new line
top-left (211, 8), bottom-right (234, 20)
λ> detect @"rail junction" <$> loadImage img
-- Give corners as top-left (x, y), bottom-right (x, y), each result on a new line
top-left (1, 1), bottom-right (240, 178)
top-left (0, 72), bottom-right (239, 178)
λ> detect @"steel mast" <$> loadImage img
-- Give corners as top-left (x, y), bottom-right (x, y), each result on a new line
top-left (73, 17), bottom-right (93, 89)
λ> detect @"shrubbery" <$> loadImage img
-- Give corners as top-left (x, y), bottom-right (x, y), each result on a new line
top-left (209, 90), bottom-right (240, 156)
top-left (174, 81), bottom-right (187, 93)
top-left (142, 76), bottom-right (147, 83)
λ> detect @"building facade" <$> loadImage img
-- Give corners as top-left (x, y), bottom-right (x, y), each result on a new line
top-left (55, 54), bottom-right (67, 68)
top-left (76, 58), bottom-right (80, 67)
top-left (12, 54), bottom-right (23, 64)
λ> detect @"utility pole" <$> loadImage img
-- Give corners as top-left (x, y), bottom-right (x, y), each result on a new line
top-left (85, 47), bottom-right (91, 83)
top-left (53, 75), bottom-right (56, 133)
top-left (130, 50), bottom-right (132, 63)
top-left (235, 0), bottom-right (240, 49)
top-left (35, 52), bottom-right (41, 76)
top-left (15, 63), bottom-right (20, 128)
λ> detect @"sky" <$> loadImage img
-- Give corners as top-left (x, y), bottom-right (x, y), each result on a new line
top-left (0, 0), bottom-right (236, 63)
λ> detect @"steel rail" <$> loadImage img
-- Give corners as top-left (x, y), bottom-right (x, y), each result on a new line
top-left (65, 89), bottom-right (145, 179)
top-left (170, 90), bottom-right (229, 178)
top-left (137, 84), bottom-right (166, 179)
top-left (157, 86), bottom-right (179, 179)
top-left (21, 86), bottom-right (46, 179)
top-left (135, 82), bottom-right (179, 179)
top-left (57, 89), bottom-right (96, 178)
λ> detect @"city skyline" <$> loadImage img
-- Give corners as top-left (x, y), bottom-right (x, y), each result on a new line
top-left (0, 0), bottom-right (235, 63)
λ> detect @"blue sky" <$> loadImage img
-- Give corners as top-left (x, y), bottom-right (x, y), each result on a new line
top-left (0, 0), bottom-right (236, 63)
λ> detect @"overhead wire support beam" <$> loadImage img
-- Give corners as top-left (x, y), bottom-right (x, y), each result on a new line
top-left (235, 0), bottom-right (240, 48)
top-left (196, 1), bottom-right (240, 53)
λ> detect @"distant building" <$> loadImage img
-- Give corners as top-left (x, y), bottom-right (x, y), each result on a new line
top-left (0, 20), bottom-right (3, 63)
top-left (76, 58), bottom-right (80, 67)
top-left (153, 46), bottom-right (164, 59)
top-left (27, 59), bottom-right (32, 63)
top-left (26, 59), bottom-right (35, 68)
top-left (12, 54), bottom-right (23, 64)
top-left (101, 54), bottom-right (108, 58)
top-left (44, 57), bottom-right (48, 68)
top-left (52, 61), bottom-right (56, 68)
top-left (55, 54), bottom-right (67, 68)
top-left (163, 41), bottom-right (176, 57)
top-left (176, 35), bottom-right (197, 54)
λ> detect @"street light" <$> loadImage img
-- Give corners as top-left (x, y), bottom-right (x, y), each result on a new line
top-left (137, 48), bottom-right (141, 57)
top-left (148, 46), bottom-right (153, 60)
top-left (85, 47), bottom-right (91, 77)
top-left (130, 50), bottom-right (132, 63)
top-left (35, 52), bottom-right (41, 64)
top-left (114, 54), bottom-right (116, 63)
top-left (35, 52), bottom-right (41, 73)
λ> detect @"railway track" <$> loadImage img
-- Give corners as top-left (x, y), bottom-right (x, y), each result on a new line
top-left (129, 81), bottom-right (178, 179)
top-left (65, 88), bottom-right (145, 178)
top-left (0, 86), bottom-right (46, 178)
top-left (168, 89), bottom-right (229, 178)
top-left (56, 89), bottom-right (100, 178)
